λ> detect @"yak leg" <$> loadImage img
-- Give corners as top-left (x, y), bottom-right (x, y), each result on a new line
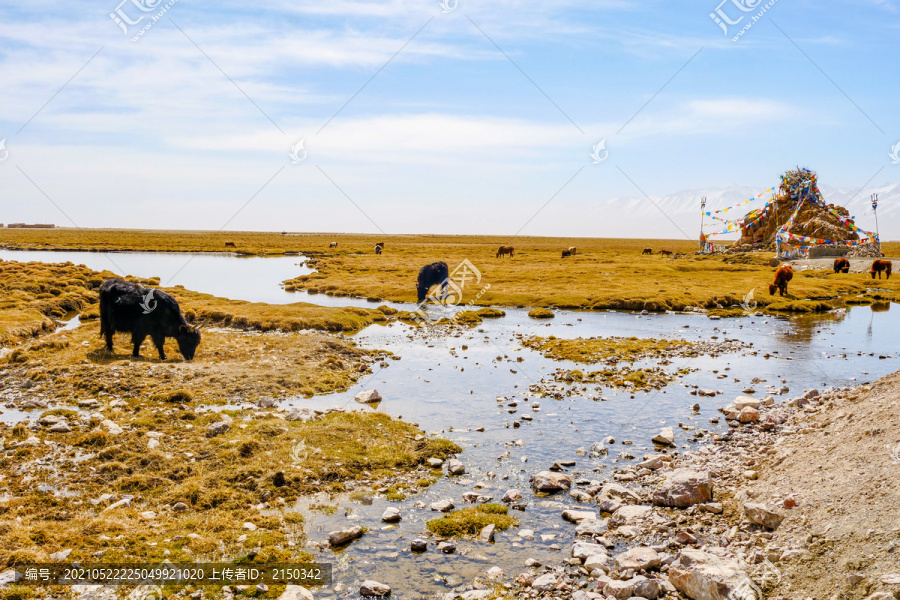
top-left (131, 332), bottom-right (147, 357)
top-left (105, 330), bottom-right (114, 352)
top-left (151, 334), bottom-right (167, 360)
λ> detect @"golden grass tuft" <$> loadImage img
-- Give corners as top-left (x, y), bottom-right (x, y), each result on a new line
top-left (426, 503), bottom-right (518, 537)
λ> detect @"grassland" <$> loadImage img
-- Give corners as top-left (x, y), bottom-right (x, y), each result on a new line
top-left (522, 335), bottom-right (695, 363)
top-left (3, 229), bottom-right (899, 313)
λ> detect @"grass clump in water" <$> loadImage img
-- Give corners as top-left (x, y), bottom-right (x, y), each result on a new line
top-left (528, 308), bottom-right (554, 319)
top-left (523, 335), bottom-right (693, 364)
top-left (426, 504), bottom-right (517, 537)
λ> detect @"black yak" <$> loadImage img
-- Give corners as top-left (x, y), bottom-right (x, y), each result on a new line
top-left (99, 278), bottom-right (201, 360)
top-left (833, 258), bottom-right (850, 273)
top-left (416, 262), bottom-right (450, 303)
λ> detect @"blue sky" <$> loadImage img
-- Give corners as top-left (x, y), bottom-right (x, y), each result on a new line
top-left (1, 0), bottom-right (898, 237)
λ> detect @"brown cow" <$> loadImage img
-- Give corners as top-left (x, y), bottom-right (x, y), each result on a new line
top-left (833, 258), bottom-right (850, 273)
top-left (641, 248), bottom-right (652, 255)
top-left (567, 246), bottom-right (577, 256)
top-left (870, 259), bottom-right (892, 279)
top-left (769, 264), bottom-right (793, 296)
top-left (375, 242), bottom-right (385, 249)
top-left (496, 246), bottom-right (514, 258)
top-left (561, 249), bottom-right (572, 258)
top-left (659, 249), bottom-right (673, 257)
top-left (329, 242), bottom-right (338, 248)
top-left (224, 241), bottom-right (236, 248)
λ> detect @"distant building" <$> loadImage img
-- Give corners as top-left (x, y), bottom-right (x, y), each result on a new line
top-left (7, 223), bottom-right (55, 228)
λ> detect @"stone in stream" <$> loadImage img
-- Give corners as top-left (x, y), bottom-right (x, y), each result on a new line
top-left (636, 456), bottom-right (664, 470)
top-left (650, 469), bottom-right (713, 508)
top-left (572, 541), bottom-right (608, 561)
top-left (328, 526), bottom-right (364, 546)
top-left (697, 389), bottom-right (717, 397)
top-left (652, 427), bottom-right (675, 446)
top-left (479, 524), bottom-right (496, 543)
top-left (354, 389), bottom-right (382, 404)
top-left (381, 507), bottom-right (401, 522)
top-left (49, 421), bottom-right (72, 433)
top-left (410, 539), bottom-right (427, 552)
top-left (485, 566), bottom-right (503, 580)
top-left (614, 546), bottom-right (661, 571)
top-left (575, 518), bottom-right (609, 536)
top-left (561, 509), bottom-right (597, 524)
top-left (743, 502), bottom-right (785, 530)
top-left (733, 396), bottom-right (761, 410)
top-left (447, 458), bottom-right (466, 475)
top-left (359, 580), bottom-right (391, 596)
top-left (427, 457), bottom-right (444, 468)
top-left (531, 471), bottom-right (572, 492)
top-left (430, 499), bottom-right (454, 512)
top-left (501, 490), bottom-right (522, 502)
top-left (437, 541), bottom-right (456, 554)
top-left (278, 584), bottom-right (315, 600)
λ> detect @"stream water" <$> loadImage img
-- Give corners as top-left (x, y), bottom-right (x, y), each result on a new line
top-left (2, 249), bottom-right (897, 599)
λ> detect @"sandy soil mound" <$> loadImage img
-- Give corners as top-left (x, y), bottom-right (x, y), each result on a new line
top-left (745, 372), bottom-right (900, 599)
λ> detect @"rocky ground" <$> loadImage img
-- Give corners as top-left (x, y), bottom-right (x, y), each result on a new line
top-left (401, 379), bottom-right (900, 600)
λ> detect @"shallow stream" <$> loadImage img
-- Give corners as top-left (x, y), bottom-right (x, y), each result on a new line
top-left (2, 249), bottom-right (897, 599)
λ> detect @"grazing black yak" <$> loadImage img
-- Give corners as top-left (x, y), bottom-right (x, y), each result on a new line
top-left (833, 258), bottom-right (850, 273)
top-left (416, 262), bottom-right (450, 303)
top-left (375, 245), bottom-right (383, 255)
top-left (100, 279), bottom-right (201, 360)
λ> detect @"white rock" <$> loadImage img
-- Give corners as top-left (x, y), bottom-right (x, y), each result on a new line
top-left (430, 499), bottom-right (454, 512)
top-left (502, 489), bottom-right (523, 503)
top-left (447, 458), bottom-right (466, 475)
top-left (743, 502), bottom-right (785, 530)
top-left (572, 541), bottom-right (609, 561)
top-left (531, 471), bottom-right (572, 492)
top-left (733, 396), bottom-right (761, 410)
top-left (242, 522), bottom-right (257, 531)
top-left (562, 509), bottom-right (597, 524)
top-left (531, 573), bottom-right (557, 592)
top-left (668, 549), bottom-right (754, 600)
top-left (486, 566), bottom-right (503, 580)
top-left (650, 469), bottom-right (713, 508)
top-left (614, 546), bottom-right (661, 571)
top-left (354, 390), bottom-right (382, 404)
top-left (101, 420), bottom-right (124, 435)
top-left (479, 524), bottom-right (496, 543)
top-left (328, 526), bottom-right (363, 546)
top-left (583, 553), bottom-right (609, 574)
top-left (359, 580), bottom-right (390, 596)
top-left (381, 507), bottom-right (401, 522)
top-left (49, 549), bottom-right (72, 561)
top-left (652, 427), bottom-right (675, 446)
